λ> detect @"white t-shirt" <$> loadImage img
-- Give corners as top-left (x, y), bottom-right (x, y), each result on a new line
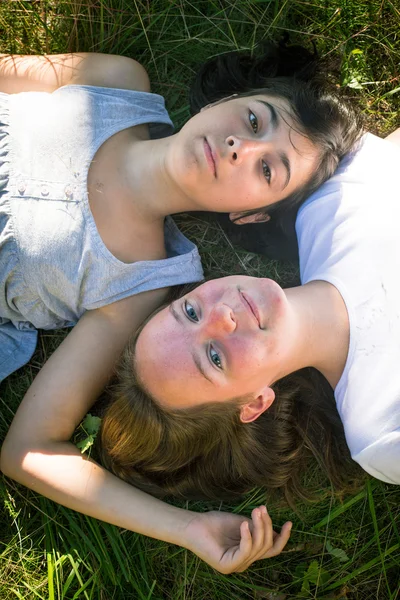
top-left (296, 133), bottom-right (400, 484)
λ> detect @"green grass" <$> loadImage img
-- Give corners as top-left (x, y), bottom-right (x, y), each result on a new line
top-left (0, 1), bottom-right (399, 598)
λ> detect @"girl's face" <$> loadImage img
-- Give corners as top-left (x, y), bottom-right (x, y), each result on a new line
top-left (166, 94), bottom-right (320, 213)
top-left (135, 276), bottom-right (296, 409)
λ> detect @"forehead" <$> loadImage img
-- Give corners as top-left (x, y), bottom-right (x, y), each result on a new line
top-left (235, 93), bottom-right (292, 116)
top-left (134, 304), bottom-right (213, 407)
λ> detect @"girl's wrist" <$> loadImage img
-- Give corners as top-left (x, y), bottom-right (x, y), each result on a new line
top-left (164, 504), bottom-right (199, 549)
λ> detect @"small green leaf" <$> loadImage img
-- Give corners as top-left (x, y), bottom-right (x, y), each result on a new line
top-left (295, 562), bottom-right (307, 580)
top-left (81, 414), bottom-right (102, 435)
top-left (306, 560), bottom-right (320, 584)
top-left (76, 434), bottom-right (95, 454)
top-left (326, 540), bottom-right (350, 562)
top-left (301, 577), bottom-right (310, 594)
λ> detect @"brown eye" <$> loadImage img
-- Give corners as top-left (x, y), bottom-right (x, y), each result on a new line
top-left (262, 160), bottom-right (271, 184)
top-left (249, 110), bottom-right (258, 134)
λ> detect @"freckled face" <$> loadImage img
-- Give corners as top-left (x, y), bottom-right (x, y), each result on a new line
top-left (165, 95), bottom-right (320, 213)
top-left (135, 276), bottom-right (295, 408)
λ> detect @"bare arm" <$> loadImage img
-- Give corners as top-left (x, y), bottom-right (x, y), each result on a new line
top-left (0, 53), bottom-right (150, 94)
top-left (0, 290), bottom-right (170, 531)
top-left (0, 289), bottom-right (291, 572)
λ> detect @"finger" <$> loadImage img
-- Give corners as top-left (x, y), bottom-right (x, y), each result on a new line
top-left (265, 521), bottom-right (292, 558)
top-left (219, 521), bottom-right (253, 575)
top-left (234, 510), bottom-right (279, 573)
top-left (261, 505), bottom-right (273, 549)
top-left (231, 520), bottom-right (256, 573)
top-left (250, 507), bottom-right (266, 555)
top-left (237, 520), bottom-right (253, 559)
top-left (250, 505), bottom-right (273, 562)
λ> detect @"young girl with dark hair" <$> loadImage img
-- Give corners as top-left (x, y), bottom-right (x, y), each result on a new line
top-left (1, 43), bottom-right (363, 572)
top-left (189, 39), bottom-right (360, 262)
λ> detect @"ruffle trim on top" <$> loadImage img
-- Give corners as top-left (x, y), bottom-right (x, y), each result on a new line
top-left (0, 92), bottom-right (10, 192)
top-left (0, 91), bottom-right (36, 330)
top-left (0, 92), bottom-right (39, 381)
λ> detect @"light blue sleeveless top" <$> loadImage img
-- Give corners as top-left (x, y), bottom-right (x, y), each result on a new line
top-left (0, 86), bottom-right (203, 381)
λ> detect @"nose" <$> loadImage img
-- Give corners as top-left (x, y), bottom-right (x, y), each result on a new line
top-left (226, 135), bottom-right (260, 165)
top-left (203, 303), bottom-right (236, 336)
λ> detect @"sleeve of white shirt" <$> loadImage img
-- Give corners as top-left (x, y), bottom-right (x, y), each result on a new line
top-left (353, 432), bottom-right (400, 484)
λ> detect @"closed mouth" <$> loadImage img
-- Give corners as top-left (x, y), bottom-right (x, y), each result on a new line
top-left (239, 290), bottom-right (262, 329)
top-left (203, 138), bottom-right (217, 177)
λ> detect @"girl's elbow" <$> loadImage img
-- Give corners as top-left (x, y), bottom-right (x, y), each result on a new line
top-left (0, 436), bottom-right (29, 480)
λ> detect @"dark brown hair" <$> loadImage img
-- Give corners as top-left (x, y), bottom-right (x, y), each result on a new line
top-left (189, 39), bottom-right (364, 222)
top-left (99, 287), bottom-right (363, 506)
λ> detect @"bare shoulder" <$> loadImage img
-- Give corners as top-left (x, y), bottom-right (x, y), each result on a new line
top-left (0, 53), bottom-right (151, 94)
top-left (71, 53), bottom-right (151, 92)
top-left (98, 287), bottom-right (169, 330)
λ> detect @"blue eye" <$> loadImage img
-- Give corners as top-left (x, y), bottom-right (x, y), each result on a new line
top-left (249, 110), bottom-right (258, 134)
top-left (262, 160), bottom-right (271, 184)
top-left (210, 346), bottom-right (222, 369)
top-left (184, 300), bottom-right (198, 322)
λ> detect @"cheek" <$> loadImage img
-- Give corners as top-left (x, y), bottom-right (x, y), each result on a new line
top-left (216, 176), bottom-right (258, 208)
top-left (230, 337), bottom-right (268, 373)
top-left (226, 166), bottom-right (260, 196)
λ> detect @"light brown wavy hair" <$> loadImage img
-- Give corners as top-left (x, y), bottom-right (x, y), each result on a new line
top-left (98, 283), bottom-right (363, 506)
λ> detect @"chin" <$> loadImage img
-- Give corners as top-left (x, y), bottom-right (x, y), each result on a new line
top-left (259, 278), bottom-right (288, 317)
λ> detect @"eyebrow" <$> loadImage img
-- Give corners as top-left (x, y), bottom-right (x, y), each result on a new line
top-left (258, 100), bottom-right (279, 129)
top-left (279, 152), bottom-right (291, 189)
top-left (257, 100), bottom-right (291, 190)
top-left (169, 303), bottom-right (214, 384)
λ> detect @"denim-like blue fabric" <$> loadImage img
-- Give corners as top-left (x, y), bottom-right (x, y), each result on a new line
top-left (0, 87), bottom-right (203, 381)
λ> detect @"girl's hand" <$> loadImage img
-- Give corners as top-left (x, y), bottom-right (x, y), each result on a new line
top-left (183, 506), bottom-right (292, 574)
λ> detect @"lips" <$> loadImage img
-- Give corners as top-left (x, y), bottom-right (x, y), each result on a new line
top-left (203, 138), bottom-right (216, 177)
top-left (239, 290), bottom-right (262, 329)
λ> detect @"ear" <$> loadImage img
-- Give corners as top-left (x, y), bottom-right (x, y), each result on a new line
top-left (239, 387), bottom-right (275, 423)
top-left (229, 211), bottom-right (271, 225)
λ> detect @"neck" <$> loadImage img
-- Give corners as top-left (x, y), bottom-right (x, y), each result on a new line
top-left (120, 135), bottom-right (200, 223)
top-left (281, 281), bottom-right (350, 389)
